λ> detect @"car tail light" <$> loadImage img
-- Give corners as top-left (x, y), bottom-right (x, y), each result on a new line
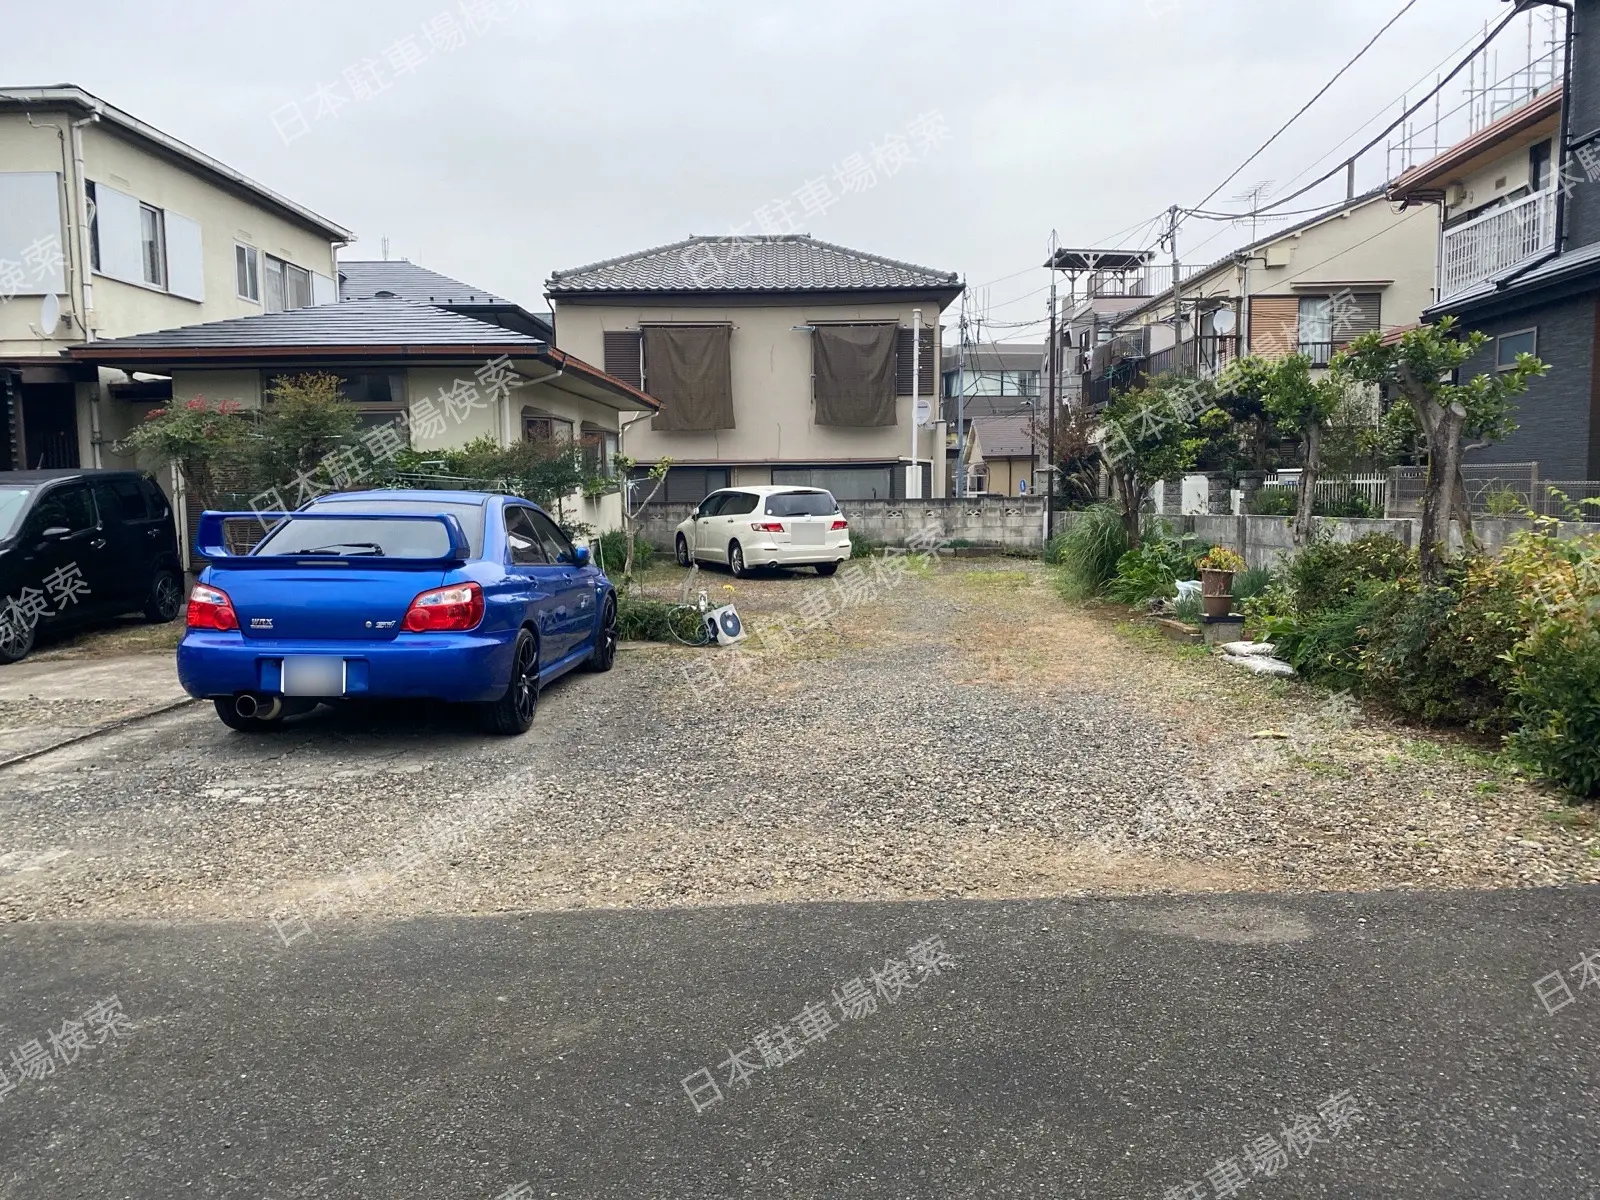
top-left (402, 581), bottom-right (484, 632)
top-left (186, 584), bottom-right (238, 631)
top-left (830, 519), bottom-right (849, 531)
top-left (751, 522), bottom-right (785, 533)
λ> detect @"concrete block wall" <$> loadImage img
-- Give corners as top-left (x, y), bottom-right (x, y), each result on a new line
top-left (636, 496), bottom-right (1049, 552)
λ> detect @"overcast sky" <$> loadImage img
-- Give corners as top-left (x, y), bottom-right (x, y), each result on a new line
top-left (15, 0), bottom-right (1529, 340)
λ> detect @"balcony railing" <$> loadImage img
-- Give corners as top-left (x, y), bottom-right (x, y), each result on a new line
top-left (1440, 188), bottom-right (1557, 300)
top-left (1147, 334), bottom-right (1239, 379)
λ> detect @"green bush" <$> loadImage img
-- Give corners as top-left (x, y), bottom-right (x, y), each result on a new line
top-left (594, 530), bottom-right (653, 575)
top-left (1048, 502), bottom-right (1130, 599)
top-left (1508, 619), bottom-right (1600, 798)
top-left (1359, 565), bottom-right (1521, 730)
top-left (1316, 492), bottom-right (1379, 518)
top-left (616, 593), bottom-right (704, 643)
top-left (1104, 528), bottom-right (1209, 604)
top-left (1499, 529), bottom-right (1600, 797)
top-left (1249, 486), bottom-right (1297, 515)
top-left (1282, 533), bottom-right (1413, 616)
top-left (1276, 581), bottom-right (1388, 689)
top-left (1231, 565), bottom-right (1272, 605)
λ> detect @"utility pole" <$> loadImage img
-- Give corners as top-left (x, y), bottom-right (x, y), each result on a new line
top-left (1165, 204), bottom-right (1184, 370)
top-left (953, 301), bottom-right (968, 498)
top-left (1045, 280), bottom-right (1058, 541)
top-left (908, 307), bottom-right (922, 499)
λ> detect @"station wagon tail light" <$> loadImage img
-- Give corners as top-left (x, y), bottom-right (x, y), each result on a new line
top-left (402, 581), bottom-right (484, 632)
top-left (830, 519), bottom-right (849, 531)
top-left (186, 584), bottom-right (238, 631)
top-left (751, 521), bottom-right (785, 532)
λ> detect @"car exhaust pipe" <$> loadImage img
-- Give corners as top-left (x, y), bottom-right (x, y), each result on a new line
top-left (234, 693), bottom-right (282, 721)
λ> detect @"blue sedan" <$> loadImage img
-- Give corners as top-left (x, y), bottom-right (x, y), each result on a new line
top-left (177, 490), bottom-right (618, 734)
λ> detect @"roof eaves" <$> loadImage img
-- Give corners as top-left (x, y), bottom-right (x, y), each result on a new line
top-left (0, 84), bottom-right (354, 243)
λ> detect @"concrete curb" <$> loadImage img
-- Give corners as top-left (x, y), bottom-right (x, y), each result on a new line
top-left (0, 696), bottom-right (202, 771)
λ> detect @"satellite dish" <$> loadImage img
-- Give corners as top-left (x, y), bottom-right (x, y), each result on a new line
top-left (38, 293), bottom-right (60, 333)
top-left (1211, 308), bottom-right (1237, 335)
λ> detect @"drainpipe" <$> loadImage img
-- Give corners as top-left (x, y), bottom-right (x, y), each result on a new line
top-left (70, 110), bottom-right (102, 466)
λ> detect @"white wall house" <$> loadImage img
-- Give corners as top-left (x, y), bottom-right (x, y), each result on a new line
top-left (0, 84), bottom-right (352, 470)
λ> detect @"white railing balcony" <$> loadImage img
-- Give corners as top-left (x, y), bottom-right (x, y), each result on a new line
top-left (1440, 188), bottom-right (1557, 299)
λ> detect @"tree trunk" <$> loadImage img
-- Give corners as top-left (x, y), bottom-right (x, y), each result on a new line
top-left (1115, 470), bottom-right (1143, 549)
top-left (1293, 423), bottom-right (1320, 548)
top-left (1396, 363), bottom-right (1466, 582)
top-left (1451, 467), bottom-right (1476, 548)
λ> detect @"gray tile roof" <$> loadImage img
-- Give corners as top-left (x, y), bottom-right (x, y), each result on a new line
top-left (338, 260), bottom-right (514, 306)
top-left (972, 414), bottom-right (1038, 458)
top-left (547, 234), bottom-right (960, 294)
top-left (82, 299), bottom-right (544, 350)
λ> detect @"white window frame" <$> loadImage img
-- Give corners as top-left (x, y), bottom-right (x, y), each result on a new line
top-left (263, 253), bottom-right (313, 312)
top-left (1496, 327), bottom-right (1538, 371)
top-left (236, 243), bottom-right (260, 303)
top-left (139, 203), bottom-right (167, 290)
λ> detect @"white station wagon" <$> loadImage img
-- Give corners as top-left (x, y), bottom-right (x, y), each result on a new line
top-left (673, 486), bottom-right (852, 577)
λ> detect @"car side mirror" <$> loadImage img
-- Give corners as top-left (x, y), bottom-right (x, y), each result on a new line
top-left (571, 545), bottom-right (591, 567)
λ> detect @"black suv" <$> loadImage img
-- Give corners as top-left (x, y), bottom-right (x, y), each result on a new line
top-left (0, 469), bottom-right (184, 663)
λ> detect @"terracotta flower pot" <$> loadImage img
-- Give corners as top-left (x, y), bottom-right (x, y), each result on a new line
top-left (1200, 568), bottom-right (1235, 618)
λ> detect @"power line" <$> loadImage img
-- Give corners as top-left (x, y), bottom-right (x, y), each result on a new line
top-left (1192, 0), bottom-right (1424, 213)
top-left (1205, 3), bottom-right (1527, 221)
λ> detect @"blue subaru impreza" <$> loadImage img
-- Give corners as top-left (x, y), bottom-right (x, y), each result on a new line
top-left (177, 490), bottom-right (618, 734)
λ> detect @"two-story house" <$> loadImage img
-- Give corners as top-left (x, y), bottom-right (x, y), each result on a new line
top-left (1395, 1), bottom-right (1600, 484)
top-left (0, 85), bottom-right (352, 470)
top-left (546, 235), bottom-right (963, 503)
top-left (1083, 190), bottom-right (1440, 403)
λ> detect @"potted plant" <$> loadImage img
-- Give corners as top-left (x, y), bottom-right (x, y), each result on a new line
top-left (1196, 546), bottom-right (1246, 618)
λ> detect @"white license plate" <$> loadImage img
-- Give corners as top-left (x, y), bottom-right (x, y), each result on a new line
top-left (791, 523), bottom-right (825, 546)
top-left (282, 656), bottom-right (345, 697)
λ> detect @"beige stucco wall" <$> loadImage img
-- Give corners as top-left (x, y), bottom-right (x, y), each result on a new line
top-left (552, 298), bottom-right (948, 473)
top-left (1124, 197), bottom-right (1441, 347)
top-left (0, 110), bottom-right (343, 356)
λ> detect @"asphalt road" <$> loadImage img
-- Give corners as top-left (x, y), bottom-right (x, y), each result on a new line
top-left (1, 886), bottom-right (1596, 1200)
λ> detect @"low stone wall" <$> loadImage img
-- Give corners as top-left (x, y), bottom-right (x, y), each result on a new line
top-left (636, 496), bottom-right (1048, 552)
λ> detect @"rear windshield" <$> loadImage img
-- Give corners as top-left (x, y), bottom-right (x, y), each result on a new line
top-left (0, 487), bottom-right (33, 540)
top-left (297, 498), bottom-right (486, 556)
top-left (765, 490), bottom-right (839, 517)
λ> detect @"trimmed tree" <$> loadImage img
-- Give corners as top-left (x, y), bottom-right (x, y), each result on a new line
top-left (1098, 376), bottom-right (1208, 549)
top-left (1336, 319), bottom-right (1545, 580)
top-left (114, 396), bottom-right (253, 512)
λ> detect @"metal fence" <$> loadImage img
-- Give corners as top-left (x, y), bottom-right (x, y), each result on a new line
top-left (1264, 471), bottom-right (1389, 514)
top-left (1387, 463), bottom-right (1539, 516)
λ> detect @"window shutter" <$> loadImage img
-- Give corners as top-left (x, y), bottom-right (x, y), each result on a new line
top-left (311, 271), bottom-right (338, 306)
top-left (1248, 297), bottom-right (1300, 358)
top-left (0, 173), bottom-right (66, 295)
top-left (895, 328), bottom-right (935, 396)
top-left (92, 182), bottom-right (145, 285)
top-left (164, 210), bottom-right (204, 301)
top-left (1333, 293), bottom-right (1381, 344)
top-left (603, 330), bottom-right (643, 388)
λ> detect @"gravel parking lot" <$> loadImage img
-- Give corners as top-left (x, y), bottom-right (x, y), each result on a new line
top-left (1, 558), bottom-right (1595, 929)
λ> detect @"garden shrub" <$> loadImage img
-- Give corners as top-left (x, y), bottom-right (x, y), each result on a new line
top-left (1500, 529), bottom-right (1600, 797)
top-left (1048, 502), bottom-right (1129, 599)
top-left (594, 529), bottom-right (654, 574)
top-left (616, 593), bottom-right (703, 643)
top-left (1104, 527), bottom-right (1209, 604)
top-left (1249, 486), bottom-right (1297, 515)
top-left (1231, 566), bottom-right (1272, 606)
top-left (1359, 561), bottom-right (1522, 730)
top-left (1281, 533), bottom-right (1412, 616)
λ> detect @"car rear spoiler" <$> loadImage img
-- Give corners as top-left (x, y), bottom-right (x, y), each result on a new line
top-left (195, 511), bottom-right (471, 567)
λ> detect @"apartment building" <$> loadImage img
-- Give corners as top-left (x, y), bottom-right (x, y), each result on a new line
top-left (1392, 0), bottom-right (1600, 482)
